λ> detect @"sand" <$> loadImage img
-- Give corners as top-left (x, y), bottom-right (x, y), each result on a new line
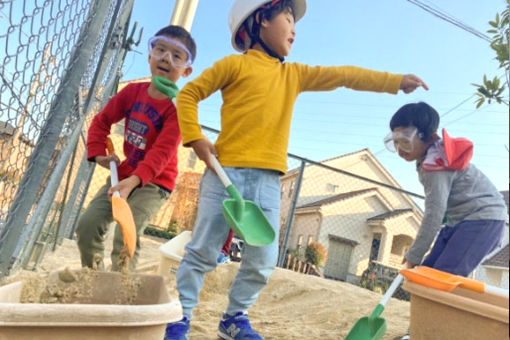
top-left (0, 234), bottom-right (410, 339)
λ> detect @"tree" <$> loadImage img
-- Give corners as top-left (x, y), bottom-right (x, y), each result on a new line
top-left (305, 242), bottom-right (327, 267)
top-left (473, 1), bottom-right (509, 108)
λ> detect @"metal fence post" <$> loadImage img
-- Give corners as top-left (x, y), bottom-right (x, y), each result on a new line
top-left (277, 160), bottom-right (306, 267)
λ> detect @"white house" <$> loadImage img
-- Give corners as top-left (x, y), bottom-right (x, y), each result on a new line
top-left (280, 149), bottom-right (423, 284)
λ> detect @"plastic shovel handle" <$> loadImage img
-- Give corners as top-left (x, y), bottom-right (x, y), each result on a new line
top-left (485, 284), bottom-right (509, 298)
top-left (380, 274), bottom-right (405, 307)
top-left (106, 137), bottom-right (120, 197)
top-left (210, 154), bottom-right (232, 188)
top-left (369, 274), bottom-right (405, 320)
top-left (418, 266), bottom-right (508, 297)
top-left (453, 273), bottom-right (508, 297)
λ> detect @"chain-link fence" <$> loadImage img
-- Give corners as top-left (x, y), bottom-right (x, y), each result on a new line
top-left (0, 0), bottom-right (138, 279)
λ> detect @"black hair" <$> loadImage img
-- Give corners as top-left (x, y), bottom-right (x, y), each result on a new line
top-left (154, 25), bottom-right (197, 61)
top-left (389, 102), bottom-right (439, 142)
top-left (258, 0), bottom-right (296, 24)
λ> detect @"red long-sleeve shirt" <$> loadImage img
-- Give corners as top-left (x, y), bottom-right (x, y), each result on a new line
top-left (87, 82), bottom-right (181, 191)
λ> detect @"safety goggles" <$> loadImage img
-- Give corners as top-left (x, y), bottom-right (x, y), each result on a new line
top-left (148, 35), bottom-right (193, 68)
top-left (384, 126), bottom-right (421, 153)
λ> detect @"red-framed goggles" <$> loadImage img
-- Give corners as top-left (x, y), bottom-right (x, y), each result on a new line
top-left (148, 35), bottom-right (193, 68)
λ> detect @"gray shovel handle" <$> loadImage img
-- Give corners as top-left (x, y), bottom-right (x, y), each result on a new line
top-left (210, 155), bottom-right (232, 188)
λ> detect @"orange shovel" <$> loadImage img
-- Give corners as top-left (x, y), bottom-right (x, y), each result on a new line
top-left (400, 266), bottom-right (509, 297)
top-left (105, 137), bottom-right (136, 258)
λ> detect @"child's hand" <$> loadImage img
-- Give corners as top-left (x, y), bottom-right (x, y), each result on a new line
top-left (400, 74), bottom-right (429, 93)
top-left (95, 154), bottom-right (120, 169)
top-left (402, 258), bottom-right (416, 269)
top-left (108, 175), bottom-right (140, 199)
top-left (190, 138), bottom-right (218, 170)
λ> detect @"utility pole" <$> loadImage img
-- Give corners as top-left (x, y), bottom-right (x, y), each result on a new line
top-left (170, 0), bottom-right (199, 32)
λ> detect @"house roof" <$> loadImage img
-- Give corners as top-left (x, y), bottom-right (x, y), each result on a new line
top-left (328, 234), bottom-right (359, 246)
top-left (284, 148), bottom-right (369, 177)
top-left (367, 209), bottom-right (413, 221)
top-left (482, 244), bottom-right (509, 268)
top-left (297, 188), bottom-right (376, 209)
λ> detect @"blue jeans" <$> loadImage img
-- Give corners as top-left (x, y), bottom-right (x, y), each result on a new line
top-left (422, 219), bottom-right (505, 277)
top-left (176, 167), bottom-right (280, 319)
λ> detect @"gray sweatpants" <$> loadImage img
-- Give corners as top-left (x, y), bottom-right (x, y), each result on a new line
top-left (76, 178), bottom-right (170, 271)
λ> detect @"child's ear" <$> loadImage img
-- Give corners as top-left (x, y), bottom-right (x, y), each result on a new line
top-left (182, 66), bottom-right (193, 78)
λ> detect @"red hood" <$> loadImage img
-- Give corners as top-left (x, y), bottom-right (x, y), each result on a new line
top-left (422, 129), bottom-right (473, 171)
top-left (442, 128), bottom-right (473, 170)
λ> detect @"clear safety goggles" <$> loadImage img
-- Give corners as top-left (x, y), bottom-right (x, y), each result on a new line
top-left (384, 126), bottom-right (421, 153)
top-left (148, 35), bottom-right (193, 68)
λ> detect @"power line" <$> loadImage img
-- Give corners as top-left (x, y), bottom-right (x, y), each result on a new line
top-left (405, 0), bottom-right (491, 42)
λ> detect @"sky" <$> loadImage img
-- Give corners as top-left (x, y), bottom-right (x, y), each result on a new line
top-left (123, 0), bottom-right (509, 201)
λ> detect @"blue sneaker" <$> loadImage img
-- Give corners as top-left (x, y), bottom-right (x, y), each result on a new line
top-left (218, 312), bottom-right (263, 340)
top-left (217, 252), bottom-right (231, 264)
top-left (164, 317), bottom-right (190, 340)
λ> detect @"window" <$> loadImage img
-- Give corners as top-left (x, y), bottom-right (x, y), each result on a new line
top-left (326, 183), bottom-right (339, 193)
top-left (288, 180), bottom-right (295, 198)
top-left (370, 233), bottom-right (382, 261)
top-left (307, 235), bottom-right (313, 245)
top-left (297, 234), bottom-right (304, 249)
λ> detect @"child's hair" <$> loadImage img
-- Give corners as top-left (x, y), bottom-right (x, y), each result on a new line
top-left (237, 0), bottom-right (296, 50)
top-left (154, 25), bottom-right (197, 61)
top-left (390, 102), bottom-right (439, 142)
top-left (258, 0), bottom-right (295, 25)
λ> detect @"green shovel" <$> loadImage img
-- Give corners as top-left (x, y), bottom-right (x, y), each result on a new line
top-left (210, 155), bottom-right (275, 247)
top-left (345, 274), bottom-right (404, 340)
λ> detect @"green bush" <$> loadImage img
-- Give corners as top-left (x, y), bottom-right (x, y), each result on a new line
top-left (305, 242), bottom-right (327, 266)
top-left (143, 225), bottom-right (177, 239)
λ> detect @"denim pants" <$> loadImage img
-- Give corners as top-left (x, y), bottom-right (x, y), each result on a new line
top-left (177, 167), bottom-right (280, 319)
top-left (421, 219), bottom-right (505, 277)
top-left (76, 178), bottom-right (170, 271)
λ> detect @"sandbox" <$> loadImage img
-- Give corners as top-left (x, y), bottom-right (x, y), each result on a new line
top-left (0, 269), bottom-right (181, 340)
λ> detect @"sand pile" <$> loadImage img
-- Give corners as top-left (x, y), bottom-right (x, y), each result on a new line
top-left (190, 262), bottom-right (410, 340)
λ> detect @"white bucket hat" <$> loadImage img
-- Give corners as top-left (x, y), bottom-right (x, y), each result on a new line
top-left (228, 0), bottom-right (306, 52)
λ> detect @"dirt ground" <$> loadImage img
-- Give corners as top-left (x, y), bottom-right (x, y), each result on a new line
top-left (0, 234), bottom-right (410, 340)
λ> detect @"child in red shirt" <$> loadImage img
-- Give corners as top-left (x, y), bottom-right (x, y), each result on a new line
top-left (76, 25), bottom-right (195, 271)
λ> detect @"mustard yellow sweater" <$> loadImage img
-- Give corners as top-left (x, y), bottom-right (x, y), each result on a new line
top-left (177, 49), bottom-right (402, 173)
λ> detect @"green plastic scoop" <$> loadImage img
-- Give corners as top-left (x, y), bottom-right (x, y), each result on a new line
top-left (345, 274), bottom-right (404, 340)
top-left (210, 155), bottom-right (275, 247)
top-left (152, 76), bottom-right (179, 99)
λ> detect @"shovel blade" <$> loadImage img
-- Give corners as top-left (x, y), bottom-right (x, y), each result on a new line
top-left (112, 196), bottom-right (136, 257)
top-left (345, 317), bottom-right (386, 340)
top-left (222, 199), bottom-right (275, 247)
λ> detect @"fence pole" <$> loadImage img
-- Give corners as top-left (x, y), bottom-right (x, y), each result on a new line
top-left (0, 0), bottom-right (114, 278)
top-left (277, 160), bottom-right (306, 267)
top-left (53, 0), bottom-right (137, 247)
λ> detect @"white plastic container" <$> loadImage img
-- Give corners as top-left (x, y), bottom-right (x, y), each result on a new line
top-left (158, 230), bottom-right (192, 279)
top-left (0, 271), bottom-right (182, 340)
